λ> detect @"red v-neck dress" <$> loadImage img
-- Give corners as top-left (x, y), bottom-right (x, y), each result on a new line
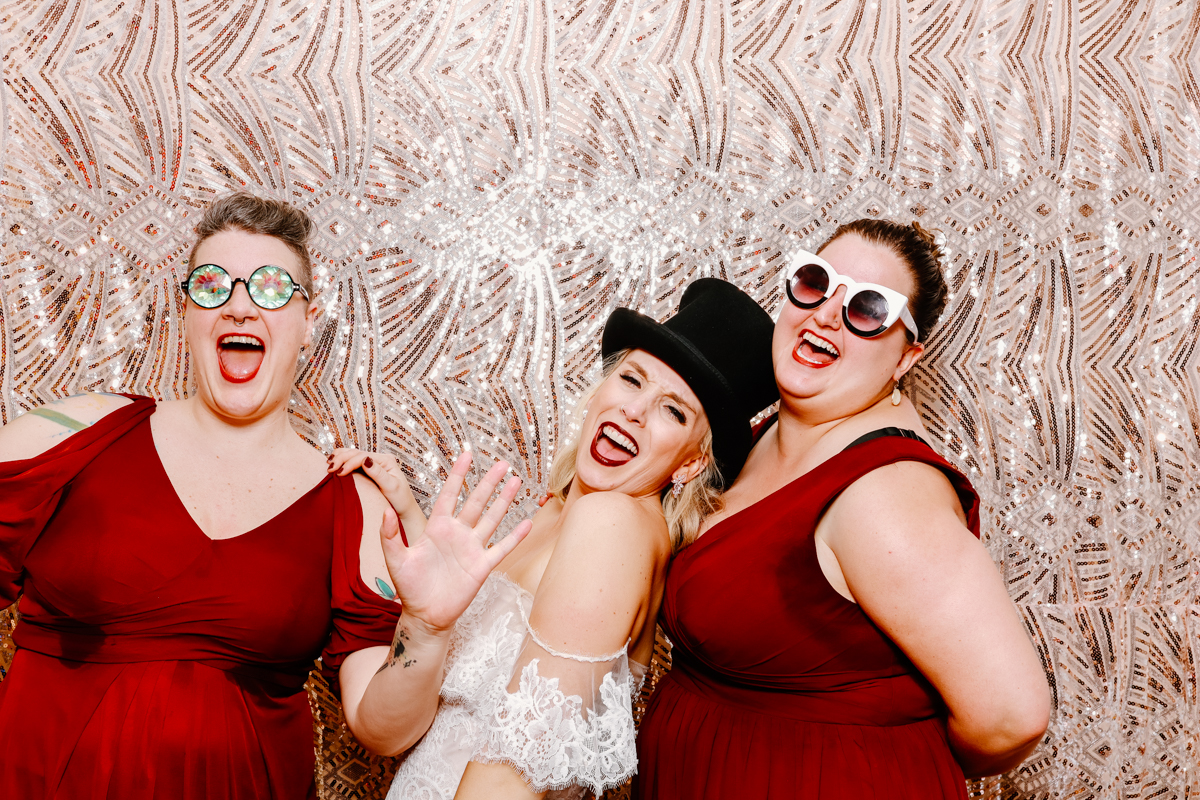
top-left (0, 395), bottom-right (402, 799)
top-left (633, 434), bottom-right (981, 800)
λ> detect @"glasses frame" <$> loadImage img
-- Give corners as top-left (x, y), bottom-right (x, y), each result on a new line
top-left (180, 264), bottom-right (311, 311)
top-left (783, 250), bottom-right (920, 342)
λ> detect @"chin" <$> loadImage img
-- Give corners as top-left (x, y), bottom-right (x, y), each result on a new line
top-left (202, 375), bottom-right (288, 419)
top-left (774, 367), bottom-right (824, 401)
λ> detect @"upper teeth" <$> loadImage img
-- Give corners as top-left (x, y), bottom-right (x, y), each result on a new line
top-left (604, 425), bottom-right (639, 455)
top-left (222, 335), bottom-right (261, 346)
top-left (803, 331), bottom-right (839, 357)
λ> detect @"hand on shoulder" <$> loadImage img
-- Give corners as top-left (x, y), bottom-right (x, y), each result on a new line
top-left (0, 392), bottom-right (133, 462)
top-left (331, 448), bottom-right (426, 533)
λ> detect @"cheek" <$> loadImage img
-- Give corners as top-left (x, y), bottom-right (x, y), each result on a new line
top-left (183, 312), bottom-right (209, 353)
top-left (840, 341), bottom-right (901, 382)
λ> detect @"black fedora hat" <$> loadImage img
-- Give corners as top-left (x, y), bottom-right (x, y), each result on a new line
top-left (601, 278), bottom-right (778, 488)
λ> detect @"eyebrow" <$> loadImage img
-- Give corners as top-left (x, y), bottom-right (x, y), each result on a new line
top-left (626, 360), bottom-right (699, 417)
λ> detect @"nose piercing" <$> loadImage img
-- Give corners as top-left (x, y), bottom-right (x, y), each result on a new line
top-left (234, 318), bottom-right (245, 327)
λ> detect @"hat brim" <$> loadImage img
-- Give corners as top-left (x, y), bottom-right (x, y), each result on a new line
top-left (601, 308), bottom-right (751, 488)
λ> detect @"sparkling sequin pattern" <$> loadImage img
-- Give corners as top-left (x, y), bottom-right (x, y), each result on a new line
top-left (2, 1), bottom-right (1200, 797)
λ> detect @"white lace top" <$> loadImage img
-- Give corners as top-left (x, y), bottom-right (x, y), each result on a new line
top-left (386, 573), bottom-right (647, 800)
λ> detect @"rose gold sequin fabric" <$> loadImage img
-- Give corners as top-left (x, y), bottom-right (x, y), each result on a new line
top-left (2, 0), bottom-right (1200, 797)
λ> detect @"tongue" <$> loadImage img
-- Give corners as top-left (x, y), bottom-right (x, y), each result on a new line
top-left (596, 434), bottom-right (634, 464)
top-left (218, 347), bottom-right (265, 383)
top-left (799, 340), bottom-right (837, 365)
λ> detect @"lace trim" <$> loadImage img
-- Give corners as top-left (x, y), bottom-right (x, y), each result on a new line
top-left (473, 658), bottom-right (639, 795)
top-left (498, 571), bottom-right (633, 663)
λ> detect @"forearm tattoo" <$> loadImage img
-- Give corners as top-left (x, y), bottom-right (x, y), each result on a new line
top-left (376, 625), bottom-right (417, 673)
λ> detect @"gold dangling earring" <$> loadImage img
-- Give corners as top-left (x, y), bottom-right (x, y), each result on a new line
top-left (891, 383), bottom-right (902, 406)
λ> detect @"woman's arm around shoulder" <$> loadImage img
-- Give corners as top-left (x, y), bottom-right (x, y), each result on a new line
top-left (820, 461), bottom-right (1051, 777)
top-left (0, 393), bottom-right (133, 462)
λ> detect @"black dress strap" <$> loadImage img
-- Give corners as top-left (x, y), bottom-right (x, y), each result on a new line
top-left (842, 427), bottom-right (929, 451)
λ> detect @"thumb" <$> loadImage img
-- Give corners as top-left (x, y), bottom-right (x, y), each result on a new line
top-left (380, 505), bottom-right (409, 548)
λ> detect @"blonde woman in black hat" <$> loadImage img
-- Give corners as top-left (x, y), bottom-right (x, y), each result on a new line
top-left (327, 278), bottom-right (778, 799)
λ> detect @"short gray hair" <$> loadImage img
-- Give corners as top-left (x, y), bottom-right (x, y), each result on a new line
top-left (187, 192), bottom-right (315, 295)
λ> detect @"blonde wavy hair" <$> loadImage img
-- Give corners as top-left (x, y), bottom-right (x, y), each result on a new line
top-left (546, 349), bottom-right (724, 551)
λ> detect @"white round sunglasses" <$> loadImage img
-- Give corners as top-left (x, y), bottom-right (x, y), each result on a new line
top-left (784, 250), bottom-right (920, 342)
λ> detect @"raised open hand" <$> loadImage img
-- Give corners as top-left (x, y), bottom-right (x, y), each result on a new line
top-left (380, 452), bottom-right (532, 634)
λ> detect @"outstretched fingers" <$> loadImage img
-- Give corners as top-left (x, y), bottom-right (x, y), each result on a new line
top-left (456, 460), bottom-right (512, 527)
top-left (475, 474), bottom-right (524, 543)
top-left (430, 451), bottom-right (473, 519)
top-left (483, 518), bottom-right (533, 570)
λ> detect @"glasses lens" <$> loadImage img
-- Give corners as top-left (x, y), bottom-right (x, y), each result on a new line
top-left (188, 265), bottom-right (232, 308)
top-left (846, 289), bottom-right (891, 334)
top-left (248, 266), bottom-right (295, 309)
top-left (788, 263), bottom-right (830, 307)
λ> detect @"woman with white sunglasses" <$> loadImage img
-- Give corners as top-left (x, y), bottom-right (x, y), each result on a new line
top-left (634, 220), bottom-right (1051, 799)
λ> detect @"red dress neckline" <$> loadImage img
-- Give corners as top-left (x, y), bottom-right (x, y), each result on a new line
top-left (143, 418), bottom-right (334, 543)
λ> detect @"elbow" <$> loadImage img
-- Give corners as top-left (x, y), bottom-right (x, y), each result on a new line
top-left (346, 724), bottom-right (420, 759)
top-left (994, 707), bottom-right (1049, 765)
top-left (1009, 678), bottom-right (1052, 752)
top-left (344, 707), bottom-right (429, 759)
top-left (954, 689), bottom-right (1051, 777)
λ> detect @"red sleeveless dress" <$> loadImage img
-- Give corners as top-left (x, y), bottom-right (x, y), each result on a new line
top-left (634, 433), bottom-right (981, 799)
top-left (0, 396), bottom-right (402, 799)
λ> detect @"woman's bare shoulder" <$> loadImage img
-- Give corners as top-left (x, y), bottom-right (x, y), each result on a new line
top-left (551, 491), bottom-right (668, 572)
top-left (827, 459), bottom-right (970, 548)
top-left (564, 491), bottom-right (666, 537)
top-left (0, 392), bottom-right (134, 462)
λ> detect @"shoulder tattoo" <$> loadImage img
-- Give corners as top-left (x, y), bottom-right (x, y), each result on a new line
top-left (28, 407), bottom-right (91, 432)
top-left (374, 578), bottom-right (397, 600)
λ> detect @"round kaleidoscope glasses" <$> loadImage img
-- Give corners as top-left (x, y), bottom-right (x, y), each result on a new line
top-left (181, 264), bottom-right (311, 310)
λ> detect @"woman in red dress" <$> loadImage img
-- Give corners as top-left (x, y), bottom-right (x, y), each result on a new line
top-left (0, 193), bottom-right (530, 799)
top-left (635, 220), bottom-right (1052, 799)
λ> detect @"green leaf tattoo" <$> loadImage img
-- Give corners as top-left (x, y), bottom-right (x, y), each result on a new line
top-left (375, 577), bottom-right (396, 600)
top-left (28, 408), bottom-right (90, 432)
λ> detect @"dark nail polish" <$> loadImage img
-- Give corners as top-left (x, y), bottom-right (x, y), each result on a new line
top-left (364, 457), bottom-right (374, 468)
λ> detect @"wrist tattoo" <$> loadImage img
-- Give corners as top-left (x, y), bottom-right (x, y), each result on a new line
top-left (376, 625), bottom-right (417, 673)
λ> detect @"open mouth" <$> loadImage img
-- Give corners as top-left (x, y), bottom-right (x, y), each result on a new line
top-left (217, 333), bottom-right (265, 383)
top-left (589, 421), bottom-right (640, 467)
top-left (794, 330), bottom-right (840, 367)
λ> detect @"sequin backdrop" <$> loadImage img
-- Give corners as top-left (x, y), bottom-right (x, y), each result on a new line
top-left (2, 0), bottom-right (1200, 795)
